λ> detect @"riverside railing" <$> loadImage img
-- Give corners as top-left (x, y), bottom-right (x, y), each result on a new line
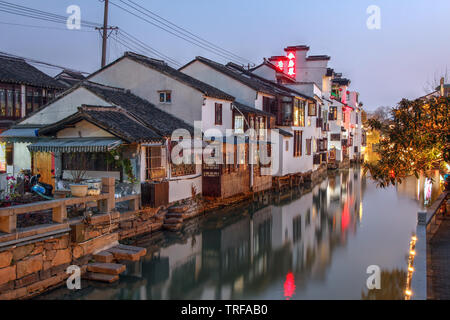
top-left (0, 177), bottom-right (139, 236)
top-left (409, 190), bottom-right (449, 300)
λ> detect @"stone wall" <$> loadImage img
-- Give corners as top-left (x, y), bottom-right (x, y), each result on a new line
top-left (0, 204), bottom-right (165, 300)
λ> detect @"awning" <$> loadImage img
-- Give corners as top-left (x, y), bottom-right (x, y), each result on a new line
top-left (27, 138), bottom-right (123, 153)
top-left (0, 127), bottom-right (40, 143)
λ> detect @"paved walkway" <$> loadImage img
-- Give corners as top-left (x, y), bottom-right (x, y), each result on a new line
top-left (429, 215), bottom-right (450, 300)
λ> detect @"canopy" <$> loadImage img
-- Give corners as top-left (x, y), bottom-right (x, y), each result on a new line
top-left (27, 138), bottom-right (123, 153)
top-left (0, 127), bottom-right (40, 143)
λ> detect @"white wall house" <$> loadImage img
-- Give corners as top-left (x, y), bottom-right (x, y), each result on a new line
top-left (180, 56), bottom-right (320, 177)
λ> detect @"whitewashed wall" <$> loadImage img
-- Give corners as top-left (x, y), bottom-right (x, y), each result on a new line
top-left (21, 88), bottom-right (108, 125)
top-left (90, 57), bottom-right (206, 125)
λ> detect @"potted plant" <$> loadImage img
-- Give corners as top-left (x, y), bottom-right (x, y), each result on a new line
top-left (68, 153), bottom-right (89, 197)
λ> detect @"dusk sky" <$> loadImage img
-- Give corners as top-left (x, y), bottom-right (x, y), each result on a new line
top-left (1, 0), bottom-right (450, 110)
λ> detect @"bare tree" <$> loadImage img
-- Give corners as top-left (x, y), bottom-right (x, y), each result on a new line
top-left (423, 67), bottom-right (449, 93)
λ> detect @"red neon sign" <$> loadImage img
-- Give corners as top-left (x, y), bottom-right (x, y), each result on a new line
top-left (287, 52), bottom-right (295, 78)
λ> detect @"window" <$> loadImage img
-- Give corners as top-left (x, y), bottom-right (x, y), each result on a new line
top-left (215, 103), bottom-right (222, 125)
top-left (159, 91), bottom-right (172, 103)
top-left (293, 99), bottom-right (300, 126)
top-left (329, 107), bottom-right (337, 121)
top-left (62, 153), bottom-right (120, 172)
top-left (258, 117), bottom-right (265, 139)
top-left (234, 115), bottom-right (244, 134)
top-left (6, 89), bottom-right (13, 117)
top-left (33, 90), bottom-right (42, 111)
top-left (14, 89), bottom-right (21, 118)
top-left (263, 96), bottom-right (275, 114)
top-left (308, 102), bottom-right (317, 116)
top-left (282, 98), bottom-right (293, 124)
top-left (285, 140), bottom-right (289, 152)
top-left (0, 89), bottom-right (5, 116)
top-left (306, 138), bottom-right (312, 155)
top-left (293, 130), bottom-right (302, 157)
top-left (299, 100), bottom-right (305, 126)
top-left (26, 90), bottom-right (33, 115)
top-left (331, 133), bottom-right (341, 141)
top-left (145, 146), bottom-right (166, 180)
top-left (5, 144), bottom-right (12, 167)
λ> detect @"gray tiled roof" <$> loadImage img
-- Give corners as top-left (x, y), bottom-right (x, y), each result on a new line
top-left (0, 54), bottom-right (65, 89)
top-left (233, 101), bottom-right (274, 118)
top-left (82, 82), bottom-right (194, 136)
top-left (189, 56), bottom-right (281, 96)
top-left (39, 106), bottom-right (163, 143)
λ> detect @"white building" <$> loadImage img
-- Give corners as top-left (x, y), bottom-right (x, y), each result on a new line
top-left (180, 56), bottom-right (322, 178)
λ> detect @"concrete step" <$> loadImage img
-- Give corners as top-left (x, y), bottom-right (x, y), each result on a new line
top-left (93, 251), bottom-right (114, 263)
top-left (85, 272), bottom-right (119, 283)
top-left (87, 262), bottom-right (126, 275)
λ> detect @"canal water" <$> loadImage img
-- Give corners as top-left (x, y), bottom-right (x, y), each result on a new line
top-left (38, 166), bottom-right (442, 300)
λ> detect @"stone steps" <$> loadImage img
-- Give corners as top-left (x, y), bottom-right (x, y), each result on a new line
top-left (85, 272), bottom-right (119, 283)
top-left (87, 262), bottom-right (126, 275)
top-left (93, 251), bottom-right (114, 263)
top-left (105, 246), bottom-right (145, 262)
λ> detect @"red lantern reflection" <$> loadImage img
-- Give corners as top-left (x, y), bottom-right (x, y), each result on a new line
top-left (284, 272), bottom-right (296, 300)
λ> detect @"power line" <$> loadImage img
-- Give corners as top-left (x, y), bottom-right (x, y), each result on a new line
top-left (118, 30), bottom-right (181, 66)
top-left (122, 0), bottom-right (255, 65)
top-left (0, 0), bottom-right (101, 28)
top-left (0, 21), bottom-right (97, 32)
top-left (0, 1), bottom-right (182, 68)
top-left (0, 51), bottom-right (90, 75)
top-left (109, 0), bottom-right (249, 65)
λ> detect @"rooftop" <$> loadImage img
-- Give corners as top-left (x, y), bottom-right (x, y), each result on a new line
top-left (0, 54), bottom-right (65, 89)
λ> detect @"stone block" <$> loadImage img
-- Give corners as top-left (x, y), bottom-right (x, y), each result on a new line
top-left (0, 266), bottom-right (16, 285)
top-left (0, 251), bottom-right (12, 268)
top-left (16, 255), bottom-right (43, 279)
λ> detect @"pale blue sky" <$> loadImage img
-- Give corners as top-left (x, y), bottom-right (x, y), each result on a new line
top-left (1, 0), bottom-right (449, 110)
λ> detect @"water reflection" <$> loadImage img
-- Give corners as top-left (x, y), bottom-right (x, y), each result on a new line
top-left (38, 167), bottom-right (441, 300)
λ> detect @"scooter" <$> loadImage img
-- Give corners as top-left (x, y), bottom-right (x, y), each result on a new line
top-left (30, 174), bottom-right (53, 199)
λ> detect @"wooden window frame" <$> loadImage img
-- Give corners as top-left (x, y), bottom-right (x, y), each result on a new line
top-left (145, 146), bottom-right (166, 180)
top-left (308, 102), bottom-right (317, 117)
top-left (306, 138), bottom-right (312, 156)
top-left (0, 84), bottom-right (21, 119)
top-left (293, 130), bottom-right (302, 157)
top-left (215, 103), bottom-right (223, 125)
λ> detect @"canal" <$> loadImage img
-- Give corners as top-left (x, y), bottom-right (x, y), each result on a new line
top-left (38, 166), bottom-right (443, 300)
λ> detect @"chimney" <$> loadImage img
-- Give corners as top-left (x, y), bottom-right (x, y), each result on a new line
top-left (440, 77), bottom-right (445, 96)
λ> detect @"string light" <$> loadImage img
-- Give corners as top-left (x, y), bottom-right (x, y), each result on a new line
top-left (405, 234), bottom-right (417, 300)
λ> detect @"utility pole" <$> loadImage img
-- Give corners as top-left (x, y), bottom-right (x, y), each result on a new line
top-left (96, 0), bottom-right (118, 68)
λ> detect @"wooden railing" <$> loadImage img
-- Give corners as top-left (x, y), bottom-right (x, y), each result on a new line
top-left (0, 177), bottom-right (140, 234)
top-left (410, 190), bottom-right (449, 300)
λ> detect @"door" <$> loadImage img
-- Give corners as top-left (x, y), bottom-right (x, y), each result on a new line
top-left (32, 152), bottom-right (55, 188)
